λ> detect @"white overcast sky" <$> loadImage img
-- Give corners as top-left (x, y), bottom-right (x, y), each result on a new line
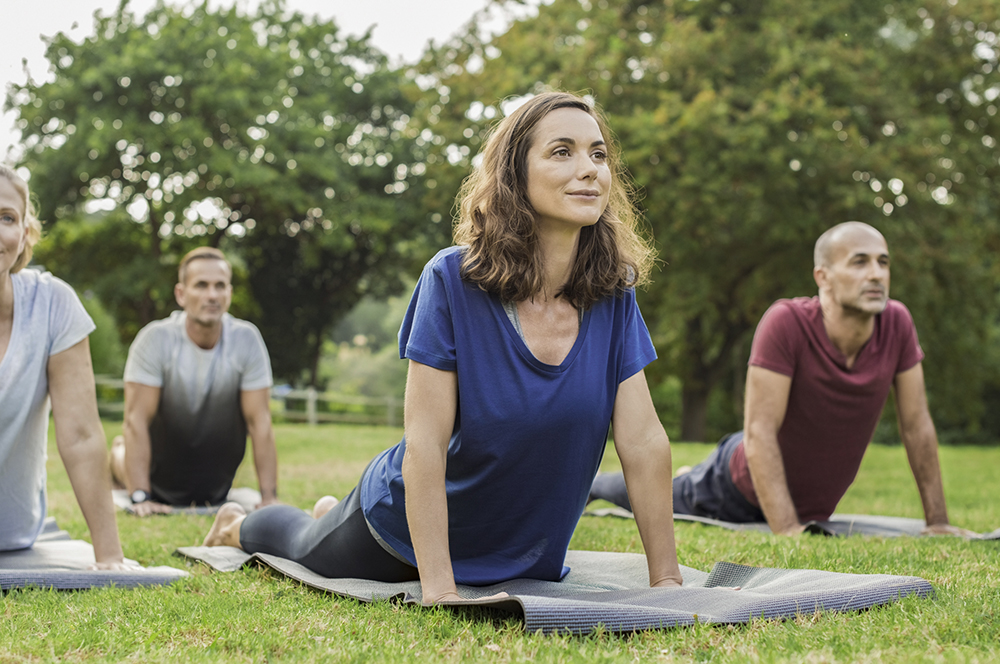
top-left (2, 0), bottom-right (539, 165)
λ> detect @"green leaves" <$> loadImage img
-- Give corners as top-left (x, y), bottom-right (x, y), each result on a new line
top-left (13, 0), bottom-right (440, 384)
top-left (418, 0), bottom-right (1000, 439)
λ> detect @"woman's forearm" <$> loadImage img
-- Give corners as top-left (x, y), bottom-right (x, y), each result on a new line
top-left (402, 442), bottom-right (458, 602)
top-left (400, 361), bottom-right (460, 603)
top-left (49, 339), bottom-right (125, 564)
top-left (59, 430), bottom-right (125, 563)
top-left (622, 436), bottom-right (683, 587)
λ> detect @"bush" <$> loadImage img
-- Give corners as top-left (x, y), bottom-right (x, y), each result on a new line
top-left (79, 291), bottom-right (125, 376)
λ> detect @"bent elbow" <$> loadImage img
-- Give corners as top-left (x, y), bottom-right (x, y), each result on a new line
top-left (741, 429), bottom-right (767, 464)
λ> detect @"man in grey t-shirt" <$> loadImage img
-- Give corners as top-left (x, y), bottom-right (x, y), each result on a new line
top-left (111, 247), bottom-right (279, 516)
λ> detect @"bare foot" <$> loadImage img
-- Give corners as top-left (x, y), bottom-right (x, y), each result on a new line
top-left (202, 502), bottom-right (247, 547)
top-left (675, 465), bottom-right (692, 477)
top-left (312, 495), bottom-right (339, 519)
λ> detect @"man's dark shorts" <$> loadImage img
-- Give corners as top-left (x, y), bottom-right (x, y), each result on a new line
top-left (589, 431), bottom-right (765, 523)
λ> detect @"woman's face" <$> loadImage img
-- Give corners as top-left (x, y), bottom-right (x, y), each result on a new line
top-left (0, 177), bottom-right (26, 277)
top-left (525, 107), bottom-right (611, 235)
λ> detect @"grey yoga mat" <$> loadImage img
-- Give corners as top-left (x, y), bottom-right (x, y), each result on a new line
top-left (176, 546), bottom-right (934, 634)
top-left (0, 518), bottom-right (189, 591)
top-left (587, 508), bottom-right (1000, 540)
top-left (112, 487), bottom-right (262, 515)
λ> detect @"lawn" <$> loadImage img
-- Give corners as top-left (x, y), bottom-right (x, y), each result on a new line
top-left (2, 422), bottom-right (999, 663)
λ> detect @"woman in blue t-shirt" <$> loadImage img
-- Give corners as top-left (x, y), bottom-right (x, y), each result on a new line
top-left (204, 91), bottom-right (683, 602)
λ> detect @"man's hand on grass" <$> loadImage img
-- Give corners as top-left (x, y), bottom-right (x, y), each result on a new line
top-left (131, 500), bottom-right (172, 517)
top-left (921, 523), bottom-right (976, 538)
top-left (256, 496), bottom-right (281, 509)
top-left (775, 522), bottom-right (807, 536)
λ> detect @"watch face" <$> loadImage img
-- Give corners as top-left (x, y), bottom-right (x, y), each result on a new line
top-left (131, 490), bottom-right (149, 504)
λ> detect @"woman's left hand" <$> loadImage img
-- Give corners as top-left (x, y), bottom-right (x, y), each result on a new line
top-left (422, 591), bottom-right (509, 606)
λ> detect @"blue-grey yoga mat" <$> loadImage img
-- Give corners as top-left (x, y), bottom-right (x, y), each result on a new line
top-left (587, 508), bottom-right (1000, 540)
top-left (0, 519), bottom-right (189, 591)
top-left (175, 546), bottom-right (934, 634)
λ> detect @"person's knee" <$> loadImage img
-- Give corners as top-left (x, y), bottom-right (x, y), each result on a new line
top-left (590, 472), bottom-right (631, 511)
top-left (109, 436), bottom-right (126, 486)
top-left (672, 474), bottom-right (694, 515)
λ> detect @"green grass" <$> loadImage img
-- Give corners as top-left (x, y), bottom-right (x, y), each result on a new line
top-left (2, 424), bottom-right (999, 663)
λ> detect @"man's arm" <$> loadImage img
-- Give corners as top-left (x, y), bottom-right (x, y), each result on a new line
top-left (742, 365), bottom-right (804, 535)
top-left (894, 362), bottom-right (968, 535)
top-left (240, 387), bottom-right (278, 507)
top-left (612, 370), bottom-right (683, 588)
top-left (48, 339), bottom-right (132, 569)
top-left (122, 381), bottom-right (172, 516)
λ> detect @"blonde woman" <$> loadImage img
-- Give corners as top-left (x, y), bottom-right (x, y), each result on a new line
top-left (0, 165), bottom-right (129, 568)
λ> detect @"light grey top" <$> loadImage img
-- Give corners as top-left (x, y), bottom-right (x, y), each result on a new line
top-left (123, 310), bottom-right (273, 505)
top-left (0, 270), bottom-right (95, 551)
top-left (124, 310), bottom-right (272, 396)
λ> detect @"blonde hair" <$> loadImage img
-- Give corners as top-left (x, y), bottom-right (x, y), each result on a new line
top-left (0, 166), bottom-right (42, 273)
top-left (453, 91), bottom-right (656, 309)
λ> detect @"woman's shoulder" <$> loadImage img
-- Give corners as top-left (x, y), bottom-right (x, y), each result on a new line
top-left (13, 269), bottom-right (81, 306)
top-left (420, 246), bottom-right (467, 282)
top-left (426, 245), bottom-right (465, 268)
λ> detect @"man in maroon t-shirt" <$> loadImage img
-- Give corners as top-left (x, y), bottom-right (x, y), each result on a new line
top-left (591, 222), bottom-right (969, 536)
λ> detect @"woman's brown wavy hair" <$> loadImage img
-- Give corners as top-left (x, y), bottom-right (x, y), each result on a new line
top-left (453, 91), bottom-right (656, 309)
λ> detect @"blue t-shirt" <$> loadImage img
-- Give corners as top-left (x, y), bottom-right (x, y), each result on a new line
top-left (360, 246), bottom-right (657, 585)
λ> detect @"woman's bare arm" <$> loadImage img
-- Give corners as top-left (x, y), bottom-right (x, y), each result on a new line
top-left (48, 338), bottom-right (131, 568)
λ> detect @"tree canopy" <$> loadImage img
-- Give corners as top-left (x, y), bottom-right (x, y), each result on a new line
top-left (9, 0), bottom-right (444, 382)
top-left (8, 0), bottom-right (1000, 436)
top-left (417, 0), bottom-right (1000, 440)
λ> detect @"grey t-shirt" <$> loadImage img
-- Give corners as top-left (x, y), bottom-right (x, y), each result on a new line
top-left (123, 311), bottom-right (272, 506)
top-left (0, 270), bottom-right (95, 551)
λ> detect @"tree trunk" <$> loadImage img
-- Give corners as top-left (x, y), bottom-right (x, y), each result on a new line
top-left (680, 384), bottom-right (710, 442)
top-left (731, 338), bottom-right (746, 423)
top-left (139, 211), bottom-right (162, 326)
top-left (307, 333), bottom-right (323, 388)
top-left (679, 313), bottom-right (752, 442)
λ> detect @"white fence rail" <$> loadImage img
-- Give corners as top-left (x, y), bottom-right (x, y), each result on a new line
top-left (94, 376), bottom-right (400, 427)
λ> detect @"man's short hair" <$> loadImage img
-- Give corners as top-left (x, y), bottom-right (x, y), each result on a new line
top-left (813, 221), bottom-right (883, 268)
top-left (178, 247), bottom-right (231, 284)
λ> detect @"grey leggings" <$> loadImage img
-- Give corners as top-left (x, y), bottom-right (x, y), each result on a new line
top-left (239, 480), bottom-right (419, 582)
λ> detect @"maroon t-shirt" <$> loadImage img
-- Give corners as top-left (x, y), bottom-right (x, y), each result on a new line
top-left (730, 296), bottom-right (924, 522)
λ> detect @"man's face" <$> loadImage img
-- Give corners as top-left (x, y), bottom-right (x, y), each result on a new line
top-left (175, 258), bottom-right (232, 327)
top-left (818, 228), bottom-right (890, 316)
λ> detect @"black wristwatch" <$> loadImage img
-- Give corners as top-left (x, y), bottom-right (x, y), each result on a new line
top-left (130, 489), bottom-right (151, 504)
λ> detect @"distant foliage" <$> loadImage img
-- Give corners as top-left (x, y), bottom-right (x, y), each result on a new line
top-left (10, 0), bottom-right (446, 383)
top-left (318, 288), bottom-right (412, 397)
top-left (78, 290), bottom-right (125, 376)
top-left (416, 0), bottom-right (1000, 440)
